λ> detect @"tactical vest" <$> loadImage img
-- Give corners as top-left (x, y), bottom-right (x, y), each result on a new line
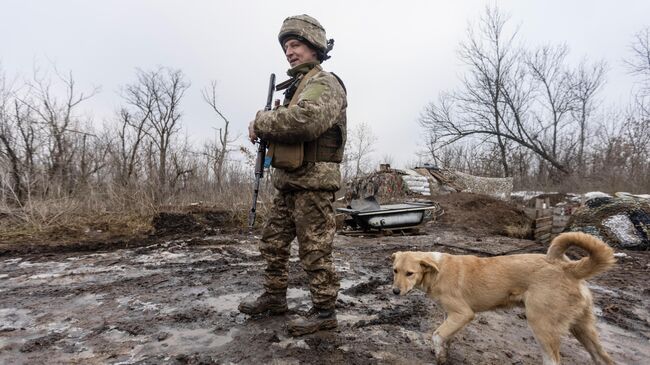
top-left (268, 65), bottom-right (346, 170)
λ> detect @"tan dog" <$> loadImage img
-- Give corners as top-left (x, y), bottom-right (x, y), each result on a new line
top-left (391, 232), bottom-right (616, 365)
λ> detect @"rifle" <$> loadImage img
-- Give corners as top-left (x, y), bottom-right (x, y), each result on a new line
top-left (248, 73), bottom-right (275, 230)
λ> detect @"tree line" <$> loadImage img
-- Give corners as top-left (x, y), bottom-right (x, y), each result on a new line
top-left (0, 66), bottom-right (252, 219)
top-left (0, 63), bottom-right (378, 222)
top-left (419, 6), bottom-right (649, 192)
top-left (1, 5), bottom-right (648, 225)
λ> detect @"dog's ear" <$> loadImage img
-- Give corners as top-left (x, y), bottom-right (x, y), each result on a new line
top-left (391, 252), bottom-right (399, 262)
top-left (419, 257), bottom-right (439, 273)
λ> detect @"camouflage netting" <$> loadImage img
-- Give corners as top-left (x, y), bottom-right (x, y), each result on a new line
top-left (424, 169), bottom-right (513, 200)
top-left (567, 197), bottom-right (650, 250)
top-left (345, 170), bottom-right (411, 204)
top-left (345, 167), bottom-right (513, 204)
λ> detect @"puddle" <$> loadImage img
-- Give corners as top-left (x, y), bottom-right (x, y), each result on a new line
top-left (71, 294), bottom-right (105, 307)
top-left (3, 258), bottom-right (22, 265)
top-left (133, 251), bottom-right (188, 265)
top-left (202, 288), bottom-right (311, 313)
top-left (287, 288), bottom-right (309, 299)
top-left (338, 313), bottom-right (378, 324)
top-left (116, 298), bottom-right (162, 312)
top-left (0, 308), bottom-right (33, 334)
top-left (589, 284), bottom-right (621, 297)
top-left (598, 320), bottom-right (650, 362)
top-left (203, 292), bottom-right (249, 313)
top-left (113, 327), bottom-right (239, 363)
top-left (161, 326), bottom-right (238, 348)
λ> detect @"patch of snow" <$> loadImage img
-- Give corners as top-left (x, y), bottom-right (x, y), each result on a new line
top-left (510, 191), bottom-right (547, 200)
top-left (615, 192), bottom-right (650, 200)
top-left (584, 191), bottom-right (612, 200)
top-left (602, 215), bottom-right (641, 245)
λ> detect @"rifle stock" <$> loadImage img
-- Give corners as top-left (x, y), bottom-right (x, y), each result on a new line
top-left (248, 73), bottom-right (275, 230)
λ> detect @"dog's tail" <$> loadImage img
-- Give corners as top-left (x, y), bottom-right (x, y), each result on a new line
top-left (546, 232), bottom-right (616, 279)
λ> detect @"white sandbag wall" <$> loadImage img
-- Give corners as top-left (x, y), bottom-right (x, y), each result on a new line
top-left (401, 170), bottom-right (431, 196)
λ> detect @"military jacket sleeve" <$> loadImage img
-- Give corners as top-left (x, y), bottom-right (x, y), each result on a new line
top-left (254, 71), bottom-right (346, 143)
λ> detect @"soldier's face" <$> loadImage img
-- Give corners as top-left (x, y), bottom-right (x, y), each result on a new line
top-left (284, 39), bottom-right (318, 68)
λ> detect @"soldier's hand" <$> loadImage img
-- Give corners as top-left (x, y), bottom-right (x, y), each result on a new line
top-left (248, 121), bottom-right (257, 144)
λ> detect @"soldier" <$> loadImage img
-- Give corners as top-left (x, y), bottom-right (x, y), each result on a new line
top-left (239, 14), bottom-right (347, 336)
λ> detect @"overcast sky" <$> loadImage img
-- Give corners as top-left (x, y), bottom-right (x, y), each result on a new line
top-left (1, 0), bottom-right (649, 168)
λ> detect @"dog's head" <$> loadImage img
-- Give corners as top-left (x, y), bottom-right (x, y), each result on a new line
top-left (391, 251), bottom-right (439, 296)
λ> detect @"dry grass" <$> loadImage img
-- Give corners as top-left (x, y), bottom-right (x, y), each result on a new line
top-left (0, 178), bottom-right (270, 245)
top-left (0, 208), bottom-right (153, 244)
top-left (503, 223), bottom-right (532, 239)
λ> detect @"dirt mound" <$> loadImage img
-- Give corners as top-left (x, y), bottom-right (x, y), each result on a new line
top-left (152, 207), bottom-right (241, 236)
top-left (0, 205), bottom-right (246, 256)
top-left (432, 192), bottom-right (532, 236)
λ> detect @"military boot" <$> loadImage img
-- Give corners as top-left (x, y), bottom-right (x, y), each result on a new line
top-left (238, 292), bottom-right (288, 315)
top-left (287, 307), bottom-right (337, 336)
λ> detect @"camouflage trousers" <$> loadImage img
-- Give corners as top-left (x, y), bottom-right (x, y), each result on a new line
top-left (260, 189), bottom-right (339, 310)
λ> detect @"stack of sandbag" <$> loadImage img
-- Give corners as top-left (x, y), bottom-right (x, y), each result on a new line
top-left (401, 170), bottom-right (431, 196)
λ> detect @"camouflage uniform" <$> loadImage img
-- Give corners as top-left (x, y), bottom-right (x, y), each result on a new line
top-left (253, 61), bottom-right (347, 310)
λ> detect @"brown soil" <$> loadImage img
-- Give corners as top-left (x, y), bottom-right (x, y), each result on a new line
top-left (432, 192), bottom-right (533, 236)
top-left (0, 193), bottom-right (648, 364)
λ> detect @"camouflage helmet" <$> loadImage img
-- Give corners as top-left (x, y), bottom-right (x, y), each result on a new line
top-left (279, 14), bottom-right (334, 61)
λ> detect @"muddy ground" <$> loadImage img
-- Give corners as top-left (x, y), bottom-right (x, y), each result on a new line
top-left (1, 195), bottom-right (649, 364)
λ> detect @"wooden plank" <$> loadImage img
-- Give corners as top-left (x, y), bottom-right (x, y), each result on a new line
top-left (524, 208), bottom-right (538, 219)
top-left (535, 198), bottom-right (551, 209)
top-left (553, 216), bottom-right (570, 224)
top-left (536, 216), bottom-right (553, 224)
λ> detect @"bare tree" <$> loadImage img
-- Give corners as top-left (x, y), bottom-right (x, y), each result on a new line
top-left (111, 107), bottom-right (150, 186)
top-left (568, 59), bottom-right (606, 171)
top-left (201, 81), bottom-right (237, 190)
top-left (14, 67), bottom-right (98, 195)
top-left (123, 68), bottom-right (189, 200)
top-left (455, 5), bottom-right (519, 176)
top-left (626, 27), bottom-right (650, 120)
top-left (419, 6), bottom-right (610, 177)
top-left (0, 71), bottom-right (24, 204)
top-left (344, 121), bottom-right (377, 179)
top-left (169, 139), bottom-right (196, 193)
top-left (626, 27), bottom-right (650, 91)
top-left (421, 6), bottom-right (569, 175)
top-left (525, 44), bottom-right (575, 163)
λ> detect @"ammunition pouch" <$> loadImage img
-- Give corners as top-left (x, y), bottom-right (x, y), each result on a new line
top-left (269, 142), bottom-right (304, 170)
top-left (304, 123), bottom-right (345, 163)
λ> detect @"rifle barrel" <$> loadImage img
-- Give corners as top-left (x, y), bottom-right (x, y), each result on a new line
top-left (249, 73), bottom-right (276, 230)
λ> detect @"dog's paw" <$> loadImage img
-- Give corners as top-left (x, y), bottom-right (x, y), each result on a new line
top-left (431, 334), bottom-right (448, 364)
top-left (431, 348), bottom-right (447, 364)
